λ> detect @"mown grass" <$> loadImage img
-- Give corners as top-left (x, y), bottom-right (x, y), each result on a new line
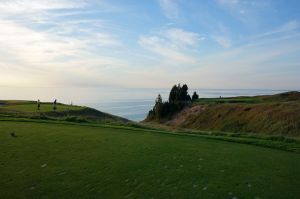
top-left (0, 100), bottom-right (129, 124)
top-left (2, 117), bottom-right (299, 153)
top-left (1, 101), bottom-right (83, 112)
top-left (195, 96), bottom-right (264, 105)
top-left (194, 91), bottom-right (300, 105)
top-left (0, 120), bottom-right (300, 199)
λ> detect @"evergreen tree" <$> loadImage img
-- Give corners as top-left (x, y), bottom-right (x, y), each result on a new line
top-left (146, 84), bottom-right (196, 121)
top-left (180, 84), bottom-right (189, 101)
top-left (187, 94), bottom-right (192, 101)
top-left (192, 91), bottom-right (199, 101)
top-left (154, 94), bottom-right (163, 118)
top-left (169, 85), bottom-right (179, 102)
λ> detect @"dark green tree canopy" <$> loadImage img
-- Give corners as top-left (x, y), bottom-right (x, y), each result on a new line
top-left (169, 84), bottom-right (179, 102)
top-left (147, 83), bottom-right (197, 121)
top-left (192, 91), bottom-right (199, 101)
top-left (169, 84), bottom-right (191, 103)
top-left (155, 94), bottom-right (162, 104)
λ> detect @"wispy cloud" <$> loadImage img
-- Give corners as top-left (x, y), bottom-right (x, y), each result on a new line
top-left (185, 27), bottom-right (300, 89)
top-left (0, 0), bottom-right (299, 89)
top-left (158, 0), bottom-right (180, 21)
top-left (212, 35), bottom-right (232, 48)
top-left (0, 0), bottom-right (86, 14)
top-left (0, 0), bottom-right (128, 87)
top-left (211, 24), bottom-right (232, 48)
top-left (248, 20), bottom-right (300, 41)
top-left (166, 28), bottom-right (204, 47)
top-left (215, 0), bottom-right (274, 27)
top-left (138, 28), bottom-right (202, 66)
top-left (139, 36), bottom-right (196, 64)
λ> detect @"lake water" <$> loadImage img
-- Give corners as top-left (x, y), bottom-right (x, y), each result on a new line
top-left (0, 87), bottom-right (291, 121)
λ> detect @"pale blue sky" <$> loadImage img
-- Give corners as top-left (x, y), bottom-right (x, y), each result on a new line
top-left (0, 0), bottom-right (299, 89)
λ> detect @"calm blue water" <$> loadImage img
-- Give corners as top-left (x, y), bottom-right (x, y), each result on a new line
top-left (0, 87), bottom-right (291, 121)
top-left (85, 99), bottom-right (154, 122)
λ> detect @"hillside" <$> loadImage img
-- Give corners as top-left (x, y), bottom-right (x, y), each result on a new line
top-left (153, 91), bottom-right (300, 136)
top-left (0, 100), bottom-right (129, 124)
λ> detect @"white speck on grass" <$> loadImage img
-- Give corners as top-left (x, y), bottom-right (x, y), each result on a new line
top-left (247, 183), bottom-right (252, 188)
top-left (41, 164), bottom-right (47, 168)
top-left (89, 187), bottom-right (96, 192)
top-left (193, 184), bottom-right (198, 188)
top-left (202, 186), bottom-right (207, 191)
top-left (58, 172), bottom-right (66, 176)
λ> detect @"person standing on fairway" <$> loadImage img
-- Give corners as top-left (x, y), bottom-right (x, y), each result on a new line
top-left (53, 99), bottom-right (57, 111)
top-left (37, 99), bottom-right (40, 110)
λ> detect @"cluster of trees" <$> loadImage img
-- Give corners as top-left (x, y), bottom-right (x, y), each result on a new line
top-left (147, 84), bottom-right (199, 120)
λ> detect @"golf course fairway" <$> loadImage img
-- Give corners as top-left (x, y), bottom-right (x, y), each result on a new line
top-left (0, 121), bottom-right (299, 199)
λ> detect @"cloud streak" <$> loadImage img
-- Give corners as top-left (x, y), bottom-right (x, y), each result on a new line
top-left (0, 0), bottom-right (128, 87)
top-left (158, 0), bottom-right (180, 21)
top-left (0, 0), bottom-right (86, 13)
top-left (0, 0), bottom-right (299, 89)
top-left (139, 28), bottom-right (202, 66)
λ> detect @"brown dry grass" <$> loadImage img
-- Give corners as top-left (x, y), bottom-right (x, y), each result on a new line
top-left (163, 92), bottom-right (300, 136)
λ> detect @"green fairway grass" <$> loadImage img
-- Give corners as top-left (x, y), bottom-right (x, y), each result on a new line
top-left (0, 100), bottom-right (129, 124)
top-left (0, 121), bottom-right (299, 199)
top-left (194, 96), bottom-right (264, 105)
top-left (194, 91), bottom-right (300, 105)
top-left (0, 100), bottom-right (83, 112)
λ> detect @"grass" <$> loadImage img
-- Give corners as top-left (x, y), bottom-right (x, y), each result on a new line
top-left (194, 91), bottom-right (300, 105)
top-left (1, 120), bottom-right (300, 199)
top-left (164, 91), bottom-right (300, 136)
top-left (0, 101), bottom-right (83, 112)
top-left (194, 96), bottom-right (264, 105)
top-left (0, 100), bottom-right (129, 124)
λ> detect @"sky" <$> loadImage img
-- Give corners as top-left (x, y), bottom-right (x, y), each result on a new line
top-left (0, 0), bottom-right (300, 90)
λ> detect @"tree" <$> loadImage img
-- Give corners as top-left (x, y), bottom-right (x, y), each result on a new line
top-left (179, 84), bottom-right (187, 101)
top-left (187, 94), bottom-right (191, 101)
top-left (154, 94), bottom-right (163, 118)
top-left (169, 84), bottom-right (179, 102)
top-left (146, 84), bottom-right (195, 121)
top-left (155, 94), bottom-right (162, 104)
top-left (192, 91), bottom-right (199, 101)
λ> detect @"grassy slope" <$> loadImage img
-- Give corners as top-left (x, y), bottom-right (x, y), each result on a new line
top-left (1, 120), bottom-right (300, 199)
top-left (0, 100), bottom-right (129, 124)
top-left (165, 92), bottom-right (300, 136)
